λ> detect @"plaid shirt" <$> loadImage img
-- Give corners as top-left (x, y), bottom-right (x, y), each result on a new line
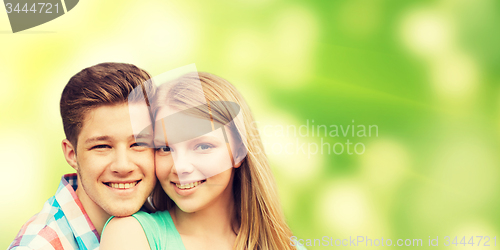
top-left (8, 173), bottom-right (100, 250)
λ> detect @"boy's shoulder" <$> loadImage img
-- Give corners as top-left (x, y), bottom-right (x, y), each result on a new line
top-left (8, 174), bottom-right (100, 250)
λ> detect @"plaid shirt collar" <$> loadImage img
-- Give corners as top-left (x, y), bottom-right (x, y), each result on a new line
top-left (55, 173), bottom-right (100, 247)
top-left (9, 173), bottom-right (100, 250)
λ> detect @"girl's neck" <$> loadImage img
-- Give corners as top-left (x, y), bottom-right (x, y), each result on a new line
top-left (170, 187), bottom-right (237, 238)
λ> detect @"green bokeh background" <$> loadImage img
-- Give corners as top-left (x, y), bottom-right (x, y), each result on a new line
top-left (1, 0), bottom-right (500, 249)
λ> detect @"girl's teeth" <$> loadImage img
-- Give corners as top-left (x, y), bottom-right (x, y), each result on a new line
top-left (176, 181), bottom-right (203, 189)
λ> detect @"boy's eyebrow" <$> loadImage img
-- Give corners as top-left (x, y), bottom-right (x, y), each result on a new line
top-left (84, 134), bottom-right (153, 144)
top-left (84, 135), bottom-right (111, 144)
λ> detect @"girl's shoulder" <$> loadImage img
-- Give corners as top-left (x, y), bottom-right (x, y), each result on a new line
top-left (100, 216), bottom-right (150, 250)
top-left (132, 210), bottom-right (185, 250)
top-left (132, 210), bottom-right (173, 228)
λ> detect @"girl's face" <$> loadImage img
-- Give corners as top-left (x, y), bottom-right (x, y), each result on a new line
top-left (154, 106), bottom-right (242, 213)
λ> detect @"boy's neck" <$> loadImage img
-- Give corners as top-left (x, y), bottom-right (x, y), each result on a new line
top-left (75, 186), bottom-right (111, 236)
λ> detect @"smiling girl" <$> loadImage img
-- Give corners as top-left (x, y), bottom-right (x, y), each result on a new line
top-left (101, 72), bottom-right (305, 250)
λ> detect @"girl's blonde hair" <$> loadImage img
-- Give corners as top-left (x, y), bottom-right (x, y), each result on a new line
top-left (151, 72), bottom-right (295, 249)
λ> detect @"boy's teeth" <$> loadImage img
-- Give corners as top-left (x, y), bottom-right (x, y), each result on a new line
top-left (109, 182), bottom-right (137, 189)
top-left (176, 181), bottom-right (203, 189)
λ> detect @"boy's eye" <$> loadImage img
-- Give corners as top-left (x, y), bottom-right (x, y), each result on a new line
top-left (132, 142), bottom-right (150, 147)
top-left (91, 144), bottom-right (110, 150)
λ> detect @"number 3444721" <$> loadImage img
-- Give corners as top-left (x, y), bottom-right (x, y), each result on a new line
top-left (5, 3), bottom-right (60, 14)
top-left (444, 236), bottom-right (496, 247)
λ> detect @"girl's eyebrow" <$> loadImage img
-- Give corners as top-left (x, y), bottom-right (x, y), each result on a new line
top-left (153, 134), bottom-right (222, 147)
top-left (153, 140), bottom-right (168, 147)
top-left (187, 134), bottom-right (225, 146)
top-left (191, 134), bottom-right (220, 141)
top-left (134, 133), bottom-right (153, 140)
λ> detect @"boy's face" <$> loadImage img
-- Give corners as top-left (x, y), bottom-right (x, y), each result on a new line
top-left (64, 103), bottom-right (156, 217)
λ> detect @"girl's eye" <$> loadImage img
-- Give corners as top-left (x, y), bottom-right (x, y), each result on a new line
top-left (196, 144), bottom-right (213, 151)
top-left (157, 146), bottom-right (172, 152)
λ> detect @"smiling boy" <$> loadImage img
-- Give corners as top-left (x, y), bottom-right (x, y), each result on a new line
top-left (8, 63), bottom-right (157, 250)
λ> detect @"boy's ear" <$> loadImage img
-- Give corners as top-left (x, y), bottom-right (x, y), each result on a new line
top-left (62, 139), bottom-right (78, 171)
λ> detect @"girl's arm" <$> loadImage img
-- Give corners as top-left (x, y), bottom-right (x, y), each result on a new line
top-left (100, 216), bottom-right (150, 250)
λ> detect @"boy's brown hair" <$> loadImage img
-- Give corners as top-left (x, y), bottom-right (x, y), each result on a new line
top-left (60, 62), bottom-right (154, 149)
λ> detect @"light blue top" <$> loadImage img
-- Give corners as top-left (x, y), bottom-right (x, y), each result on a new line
top-left (105, 210), bottom-right (307, 250)
top-left (104, 210), bottom-right (185, 250)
